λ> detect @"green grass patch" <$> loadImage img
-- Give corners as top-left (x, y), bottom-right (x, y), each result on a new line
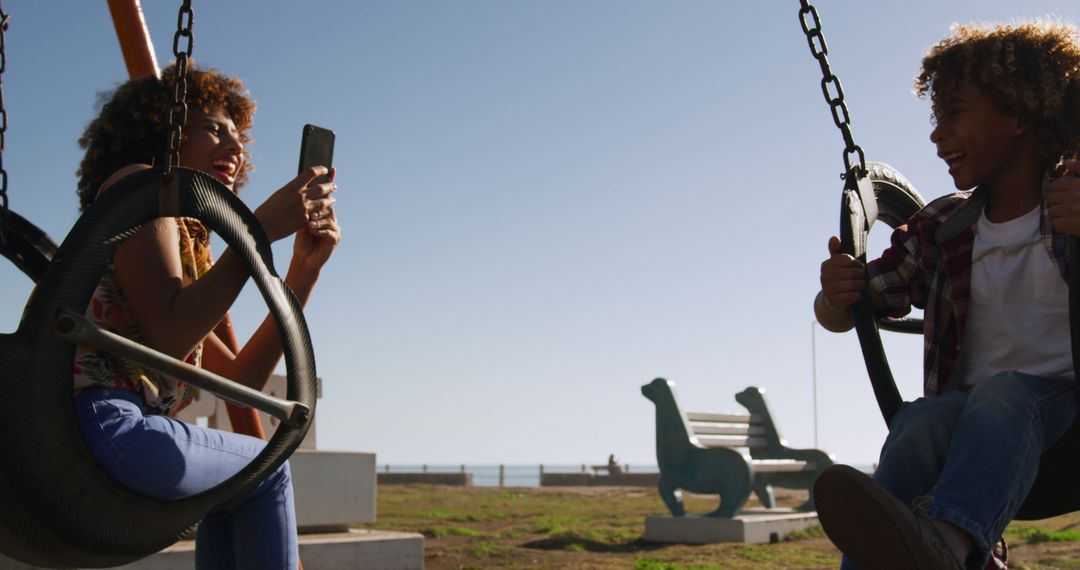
top-left (426, 525), bottom-right (486, 538)
top-left (785, 524), bottom-right (825, 541)
top-left (1008, 525), bottom-right (1080, 543)
top-left (468, 540), bottom-right (502, 557)
top-left (531, 513), bottom-right (591, 534)
top-left (414, 508), bottom-right (453, 520)
top-left (635, 558), bottom-right (681, 570)
top-left (498, 529), bottom-right (527, 539)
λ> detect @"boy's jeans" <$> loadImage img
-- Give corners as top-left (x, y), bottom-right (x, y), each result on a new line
top-left (75, 387), bottom-right (299, 570)
top-left (840, 371), bottom-right (1077, 570)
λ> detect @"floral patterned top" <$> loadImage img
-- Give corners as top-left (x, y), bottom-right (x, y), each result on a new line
top-left (73, 218), bottom-right (212, 417)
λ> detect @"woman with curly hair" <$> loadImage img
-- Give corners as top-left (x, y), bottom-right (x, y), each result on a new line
top-left (812, 20), bottom-right (1080, 570)
top-left (73, 62), bottom-right (339, 569)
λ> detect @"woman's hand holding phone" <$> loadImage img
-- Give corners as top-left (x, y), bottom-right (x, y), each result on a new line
top-left (293, 124), bottom-right (339, 270)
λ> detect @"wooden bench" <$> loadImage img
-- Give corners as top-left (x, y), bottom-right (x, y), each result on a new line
top-left (642, 378), bottom-right (834, 518)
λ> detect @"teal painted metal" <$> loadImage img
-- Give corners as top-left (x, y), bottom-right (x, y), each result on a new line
top-left (642, 378), bottom-right (834, 518)
top-left (642, 378), bottom-right (752, 517)
top-left (735, 386), bottom-right (834, 511)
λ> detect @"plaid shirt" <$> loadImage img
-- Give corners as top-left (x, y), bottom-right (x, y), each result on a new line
top-left (865, 176), bottom-right (1067, 396)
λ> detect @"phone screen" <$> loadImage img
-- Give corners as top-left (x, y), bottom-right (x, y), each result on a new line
top-left (298, 124), bottom-right (335, 185)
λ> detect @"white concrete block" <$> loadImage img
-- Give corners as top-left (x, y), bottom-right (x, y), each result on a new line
top-left (645, 509), bottom-right (819, 544)
top-left (292, 450), bottom-right (377, 530)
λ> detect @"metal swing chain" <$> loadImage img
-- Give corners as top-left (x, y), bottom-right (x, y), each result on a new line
top-left (0, 3), bottom-right (10, 224)
top-left (164, 0), bottom-right (193, 175)
top-left (798, 0), bottom-right (866, 179)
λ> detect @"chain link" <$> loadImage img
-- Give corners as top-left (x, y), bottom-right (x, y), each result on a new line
top-left (164, 0), bottom-right (194, 174)
top-left (0, 5), bottom-right (9, 220)
top-left (798, 0), bottom-right (866, 178)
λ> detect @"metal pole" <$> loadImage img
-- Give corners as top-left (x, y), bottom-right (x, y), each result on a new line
top-left (55, 310), bottom-right (308, 427)
top-left (812, 320), bottom-right (819, 448)
top-left (106, 0), bottom-right (159, 79)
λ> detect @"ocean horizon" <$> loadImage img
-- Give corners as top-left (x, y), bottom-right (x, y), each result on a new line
top-left (378, 463), bottom-right (877, 487)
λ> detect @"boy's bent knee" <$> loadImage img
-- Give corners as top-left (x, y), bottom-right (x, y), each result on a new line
top-left (890, 394), bottom-right (965, 440)
top-left (878, 395), bottom-right (966, 468)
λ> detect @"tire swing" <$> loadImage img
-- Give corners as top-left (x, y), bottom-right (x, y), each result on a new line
top-left (0, 209), bottom-right (58, 282)
top-left (839, 163), bottom-right (1080, 522)
top-left (798, 0), bottom-right (1080, 522)
top-left (0, 6), bottom-right (57, 282)
top-left (0, 4), bottom-right (318, 568)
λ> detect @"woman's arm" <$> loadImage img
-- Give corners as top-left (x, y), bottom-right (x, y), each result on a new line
top-left (107, 164), bottom-right (334, 360)
top-left (114, 219), bottom-right (251, 359)
top-left (200, 254), bottom-right (331, 390)
top-left (201, 189), bottom-right (340, 390)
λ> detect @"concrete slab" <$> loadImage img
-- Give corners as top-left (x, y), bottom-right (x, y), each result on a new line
top-left (645, 509), bottom-right (819, 544)
top-left (0, 530), bottom-right (425, 570)
top-left (294, 530), bottom-right (424, 570)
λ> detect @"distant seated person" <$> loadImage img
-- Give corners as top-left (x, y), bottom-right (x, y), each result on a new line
top-left (607, 454), bottom-right (623, 475)
top-left (72, 62), bottom-right (340, 568)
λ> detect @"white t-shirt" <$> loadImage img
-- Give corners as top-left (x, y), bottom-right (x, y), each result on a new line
top-left (957, 205), bottom-right (1073, 387)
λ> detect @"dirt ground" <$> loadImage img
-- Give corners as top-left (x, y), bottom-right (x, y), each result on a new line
top-left (364, 484), bottom-right (1080, 570)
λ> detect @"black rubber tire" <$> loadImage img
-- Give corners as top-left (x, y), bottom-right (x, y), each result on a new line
top-left (864, 162), bottom-right (925, 334)
top-left (843, 162), bottom-right (1080, 521)
top-left (840, 161), bottom-right (925, 426)
top-left (0, 208), bottom-right (59, 282)
top-left (0, 167), bottom-right (317, 568)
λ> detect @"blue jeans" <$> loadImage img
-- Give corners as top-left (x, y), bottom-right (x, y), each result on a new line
top-left (840, 371), bottom-right (1077, 570)
top-left (75, 387), bottom-right (299, 570)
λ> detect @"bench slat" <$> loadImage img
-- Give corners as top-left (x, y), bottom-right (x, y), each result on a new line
top-left (686, 412), bottom-right (760, 424)
top-left (696, 435), bottom-right (768, 448)
top-left (691, 425), bottom-right (767, 436)
top-left (750, 460), bottom-right (815, 473)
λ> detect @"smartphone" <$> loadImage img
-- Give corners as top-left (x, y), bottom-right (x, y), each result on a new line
top-left (298, 124), bottom-right (335, 185)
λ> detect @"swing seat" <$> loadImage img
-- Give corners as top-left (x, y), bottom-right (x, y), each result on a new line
top-left (0, 167), bottom-right (318, 568)
top-left (841, 161), bottom-right (1080, 521)
top-left (1, 208), bottom-right (58, 282)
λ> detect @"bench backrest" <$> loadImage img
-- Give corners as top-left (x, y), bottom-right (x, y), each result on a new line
top-left (685, 411), bottom-right (768, 450)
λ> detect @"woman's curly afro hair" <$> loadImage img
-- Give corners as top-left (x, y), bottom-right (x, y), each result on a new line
top-left (915, 20), bottom-right (1080, 168)
top-left (76, 61), bottom-right (255, 211)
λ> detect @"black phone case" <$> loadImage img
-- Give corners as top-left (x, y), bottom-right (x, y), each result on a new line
top-left (298, 124), bottom-right (335, 185)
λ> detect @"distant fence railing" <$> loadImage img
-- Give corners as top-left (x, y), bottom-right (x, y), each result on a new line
top-left (377, 464), bottom-right (660, 487)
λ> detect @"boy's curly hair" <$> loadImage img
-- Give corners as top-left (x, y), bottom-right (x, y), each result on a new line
top-left (76, 61), bottom-right (255, 211)
top-left (915, 20), bottom-right (1080, 168)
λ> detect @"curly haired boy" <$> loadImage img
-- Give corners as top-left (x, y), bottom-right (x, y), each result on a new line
top-left (813, 20), bottom-right (1080, 570)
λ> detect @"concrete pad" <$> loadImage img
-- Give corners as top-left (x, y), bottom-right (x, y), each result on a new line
top-left (0, 530), bottom-right (424, 570)
top-left (645, 509), bottom-right (819, 544)
top-left (295, 530), bottom-right (424, 570)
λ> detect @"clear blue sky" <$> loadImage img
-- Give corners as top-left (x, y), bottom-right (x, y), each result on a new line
top-left (1, 1), bottom-right (1077, 466)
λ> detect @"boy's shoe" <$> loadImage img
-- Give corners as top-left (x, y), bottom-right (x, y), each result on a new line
top-left (814, 464), bottom-right (964, 570)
